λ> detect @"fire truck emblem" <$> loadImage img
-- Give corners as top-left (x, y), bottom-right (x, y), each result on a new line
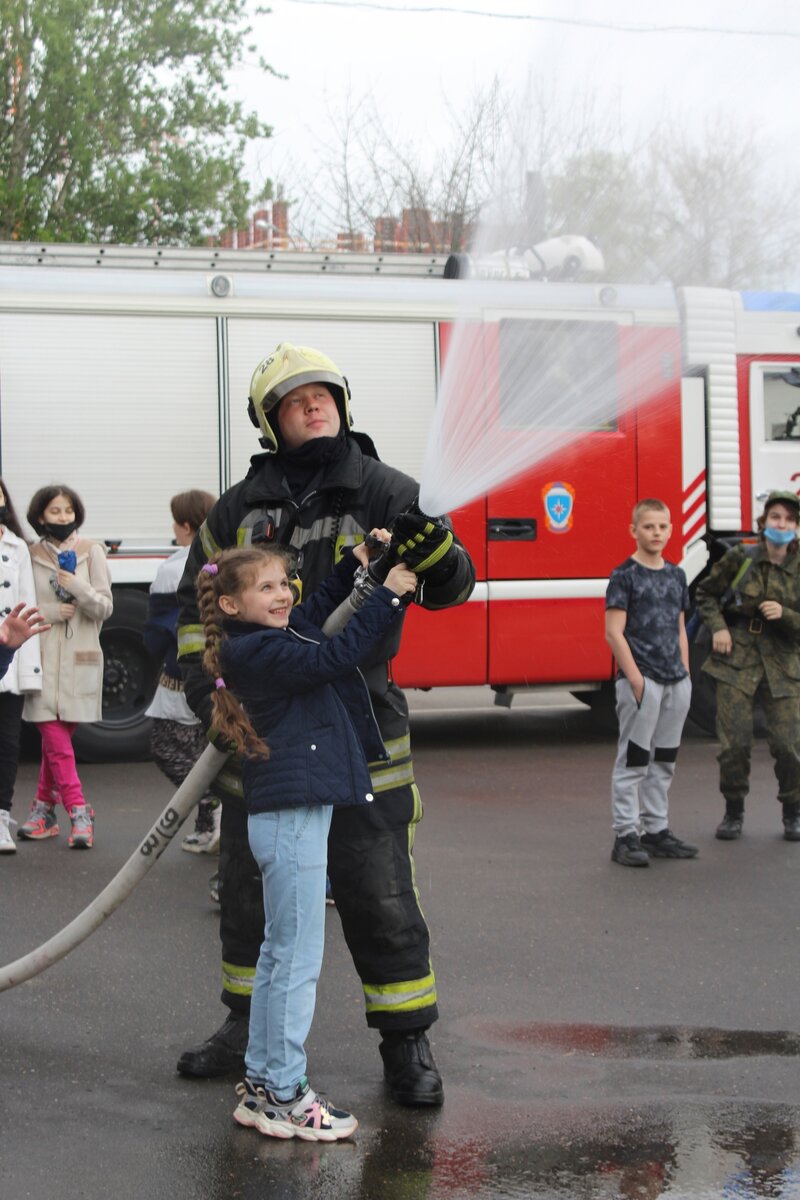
top-left (542, 481), bottom-right (575, 534)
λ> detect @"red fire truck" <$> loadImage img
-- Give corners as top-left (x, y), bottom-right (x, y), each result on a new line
top-left (0, 242), bottom-right (797, 757)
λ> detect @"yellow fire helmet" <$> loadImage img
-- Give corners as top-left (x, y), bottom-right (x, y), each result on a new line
top-left (248, 343), bottom-right (352, 452)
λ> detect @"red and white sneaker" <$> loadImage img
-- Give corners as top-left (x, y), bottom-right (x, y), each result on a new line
top-left (18, 800), bottom-right (60, 840)
top-left (68, 805), bottom-right (94, 849)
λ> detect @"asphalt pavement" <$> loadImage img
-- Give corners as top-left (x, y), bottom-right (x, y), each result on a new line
top-left (1, 690), bottom-right (799, 1199)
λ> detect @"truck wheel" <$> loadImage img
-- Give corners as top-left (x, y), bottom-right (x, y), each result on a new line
top-left (585, 681), bottom-right (619, 734)
top-left (73, 588), bottom-right (159, 763)
top-left (688, 640), bottom-right (767, 738)
top-left (687, 639), bottom-right (717, 735)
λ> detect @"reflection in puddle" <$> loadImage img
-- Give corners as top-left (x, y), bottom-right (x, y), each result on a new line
top-left (202, 1022), bottom-right (800, 1200)
top-left (475, 1109), bottom-right (800, 1199)
top-left (206, 1103), bottom-right (800, 1200)
top-left (485, 1022), bottom-right (800, 1060)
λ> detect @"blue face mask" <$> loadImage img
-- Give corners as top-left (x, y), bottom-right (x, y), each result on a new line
top-left (764, 526), bottom-right (798, 546)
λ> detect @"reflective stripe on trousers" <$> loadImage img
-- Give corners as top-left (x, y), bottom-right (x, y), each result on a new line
top-left (222, 960), bottom-right (256, 997)
top-left (363, 971), bottom-right (437, 1016)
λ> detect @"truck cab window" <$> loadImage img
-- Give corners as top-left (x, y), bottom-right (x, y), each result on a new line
top-left (499, 318), bottom-right (619, 432)
top-left (764, 369), bottom-right (800, 440)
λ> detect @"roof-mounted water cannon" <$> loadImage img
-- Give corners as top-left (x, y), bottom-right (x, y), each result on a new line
top-left (444, 235), bottom-right (605, 282)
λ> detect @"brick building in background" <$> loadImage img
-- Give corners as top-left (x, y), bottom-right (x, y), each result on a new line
top-left (211, 202), bottom-right (473, 255)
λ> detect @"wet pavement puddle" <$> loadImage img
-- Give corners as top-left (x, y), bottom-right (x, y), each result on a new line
top-left (478, 1022), bottom-right (800, 1060)
top-left (201, 1101), bottom-right (800, 1200)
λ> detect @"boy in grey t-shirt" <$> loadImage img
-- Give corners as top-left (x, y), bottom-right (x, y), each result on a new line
top-left (604, 499), bottom-right (698, 867)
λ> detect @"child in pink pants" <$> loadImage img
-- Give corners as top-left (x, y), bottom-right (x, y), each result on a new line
top-left (19, 484), bottom-right (112, 849)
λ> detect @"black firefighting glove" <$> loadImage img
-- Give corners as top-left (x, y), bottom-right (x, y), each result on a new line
top-left (392, 511), bottom-right (454, 574)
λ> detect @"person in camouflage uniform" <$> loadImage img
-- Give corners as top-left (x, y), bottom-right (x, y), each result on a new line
top-left (695, 490), bottom-right (800, 842)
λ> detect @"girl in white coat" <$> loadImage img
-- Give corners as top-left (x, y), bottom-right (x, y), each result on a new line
top-left (0, 479), bottom-right (43, 853)
top-left (20, 485), bottom-right (112, 849)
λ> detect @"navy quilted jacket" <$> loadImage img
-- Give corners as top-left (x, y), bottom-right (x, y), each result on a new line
top-left (0, 644), bottom-right (13, 680)
top-left (219, 552), bottom-right (404, 813)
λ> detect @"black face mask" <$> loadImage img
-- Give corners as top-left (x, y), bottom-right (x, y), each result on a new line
top-left (41, 521), bottom-right (77, 543)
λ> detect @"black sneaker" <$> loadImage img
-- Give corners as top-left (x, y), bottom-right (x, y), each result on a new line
top-left (611, 833), bottom-right (650, 867)
top-left (640, 829), bottom-right (698, 858)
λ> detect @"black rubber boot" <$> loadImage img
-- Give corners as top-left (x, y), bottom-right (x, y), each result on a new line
top-left (782, 806), bottom-right (800, 842)
top-left (716, 806), bottom-right (743, 840)
top-left (177, 1011), bottom-right (249, 1078)
top-left (379, 1029), bottom-right (444, 1107)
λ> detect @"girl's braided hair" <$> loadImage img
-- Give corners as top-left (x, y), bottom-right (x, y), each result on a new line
top-left (196, 545), bottom-right (295, 761)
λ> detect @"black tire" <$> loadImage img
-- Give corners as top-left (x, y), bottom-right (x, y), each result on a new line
top-left (688, 635), bottom-right (717, 735)
top-left (688, 634), bottom-right (767, 739)
top-left (73, 587), bottom-right (159, 763)
top-left (585, 680), bottom-right (619, 734)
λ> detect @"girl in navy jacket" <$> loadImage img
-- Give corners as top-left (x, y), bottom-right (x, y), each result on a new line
top-left (196, 536), bottom-right (415, 1142)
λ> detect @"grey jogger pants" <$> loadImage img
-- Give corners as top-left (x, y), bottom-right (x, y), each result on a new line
top-left (611, 675), bottom-right (692, 836)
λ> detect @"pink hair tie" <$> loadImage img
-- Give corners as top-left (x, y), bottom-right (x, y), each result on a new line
top-left (215, 677), bottom-right (226, 690)
top-left (201, 563), bottom-right (219, 576)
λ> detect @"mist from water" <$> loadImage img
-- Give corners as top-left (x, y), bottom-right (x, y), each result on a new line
top-left (414, 11), bottom-right (800, 518)
top-left (416, 155), bottom-right (670, 516)
top-left (417, 289), bottom-right (643, 516)
top-left (417, 266), bottom-right (673, 517)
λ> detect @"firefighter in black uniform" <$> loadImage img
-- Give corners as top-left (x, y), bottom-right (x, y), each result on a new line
top-left (175, 343), bottom-right (475, 1105)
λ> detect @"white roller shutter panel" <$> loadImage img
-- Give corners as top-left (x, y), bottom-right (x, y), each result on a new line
top-left (0, 313), bottom-right (220, 542)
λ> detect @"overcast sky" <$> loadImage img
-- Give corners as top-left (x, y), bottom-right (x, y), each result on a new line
top-left (232, 0), bottom-right (799, 198)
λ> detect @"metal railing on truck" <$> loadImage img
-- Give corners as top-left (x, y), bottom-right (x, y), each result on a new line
top-left (0, 242), bottom-right (450, 278)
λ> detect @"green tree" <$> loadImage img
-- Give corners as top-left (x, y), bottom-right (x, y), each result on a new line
top-left (494, 89), bottom-right (800, 288)
top-left (0, 0), bottom-right (274, 242)
top-left (545, 121), bottom-right (800, 288)
top-left (641, 119), bottom-right (800, 288)
top-left (541, 149), bottom-right (650, 281)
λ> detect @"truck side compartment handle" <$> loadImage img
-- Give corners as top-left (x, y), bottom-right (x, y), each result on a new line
top-left (488, 518), bottom-right (537, 541)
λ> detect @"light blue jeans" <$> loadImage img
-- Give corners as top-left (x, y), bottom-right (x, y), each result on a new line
top-left (245, 805), bottom-right (333, 1099)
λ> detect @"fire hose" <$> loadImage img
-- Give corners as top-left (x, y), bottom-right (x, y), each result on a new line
top-left (321, 497), bottom-right (445, 637)
top-left (0, 530), bottom-right (394, 993)
top-left (321, 535), bottom-right (399, 637)
top-left (0, 742), bottom-right (228, 993)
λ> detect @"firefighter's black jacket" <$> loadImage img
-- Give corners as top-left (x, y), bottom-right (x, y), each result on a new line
top-left (177, 437), bottom-right (476, 746)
